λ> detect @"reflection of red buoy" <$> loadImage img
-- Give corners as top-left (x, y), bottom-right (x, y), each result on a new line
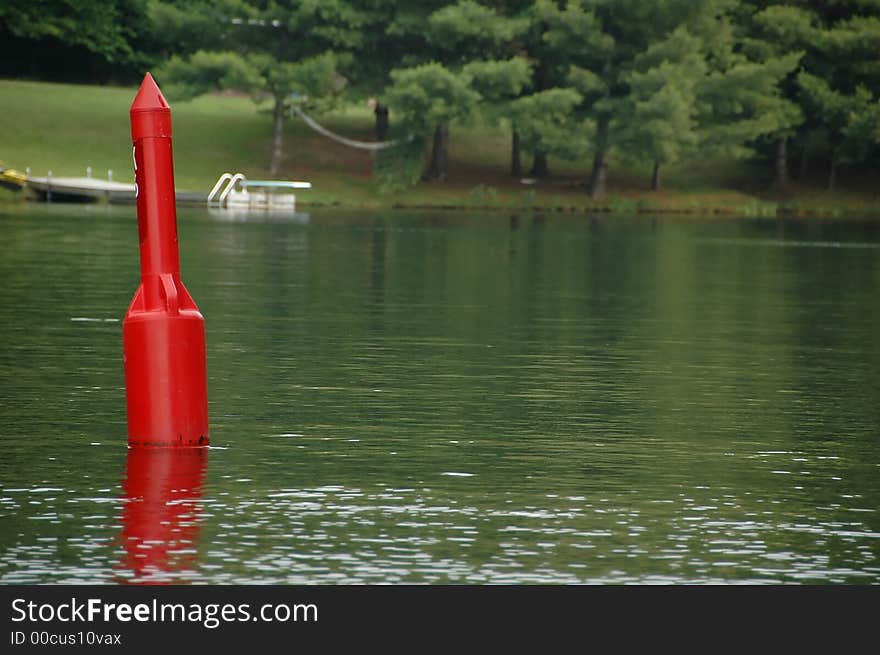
top-left (123, 73), bottom-right (209, 447)
top-left (119, 447), bottom-right (208, 582)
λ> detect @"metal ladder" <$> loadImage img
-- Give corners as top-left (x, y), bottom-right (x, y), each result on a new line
top-left (207, 172), bottom-right (310, 211)
top-left (207, 172), bottom-right (246, 207)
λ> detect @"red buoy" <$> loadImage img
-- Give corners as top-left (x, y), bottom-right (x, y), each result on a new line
top-left (123, 73), bottom-right (209, 447)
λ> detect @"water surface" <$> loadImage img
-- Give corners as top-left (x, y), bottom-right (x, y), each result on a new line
top-left (1, 204), bottom-right (878, 583)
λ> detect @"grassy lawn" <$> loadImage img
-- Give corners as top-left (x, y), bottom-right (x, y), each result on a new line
top-left (2, 78), bottom-right (878, 215)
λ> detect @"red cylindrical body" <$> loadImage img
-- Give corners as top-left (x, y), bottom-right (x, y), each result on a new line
top-left (123, 73), bottom-right (209, 447)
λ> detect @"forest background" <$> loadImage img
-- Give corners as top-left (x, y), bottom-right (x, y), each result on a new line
top-left (1, 0), bottom-right (879, 214)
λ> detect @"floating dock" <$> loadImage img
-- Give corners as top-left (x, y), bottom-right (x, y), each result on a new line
top-left (207, 173), bottom-right (311, 211)
top-left (12, 171), bottom-right (309, 209)
top-left (25, 176), bottom-right (206, 205)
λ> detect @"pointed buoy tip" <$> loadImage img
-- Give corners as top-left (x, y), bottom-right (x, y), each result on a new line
top-left (131, 72), bottom-right (170, 112)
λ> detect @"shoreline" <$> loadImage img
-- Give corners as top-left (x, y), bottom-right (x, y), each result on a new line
top-left (3, 190), bottom-right (879, 220)
top-left (3, 79), bottom-right (879, 222)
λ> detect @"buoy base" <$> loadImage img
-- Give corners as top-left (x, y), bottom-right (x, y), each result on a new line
top-left (123, 284), bottom-right (209, 447)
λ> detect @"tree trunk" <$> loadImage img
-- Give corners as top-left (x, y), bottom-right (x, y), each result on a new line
top-left (529, 151), bottom-right (549, 178)
top-left (269, 96), bottom-right (285, 176)
top-left (799, 141), bottom-right (810, 180)
top-left (374, 103), bottom-right (389, 141)
top-left (424, 123), bottom-right (449, 181)
top-left (650, 161), bottom-right (661, 191)
top-left (589, 149), bottom-right (607, 200)
top-left (774, 137), bottom-right (789, 190)
top-left (511, 129), bottom-right (522, 178)
top-left (828, 159), bottom-right (837, 191)
top-left (589, 117), bottom-right (609, 200)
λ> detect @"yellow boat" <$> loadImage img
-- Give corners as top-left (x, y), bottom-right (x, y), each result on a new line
top-left (0, 164), bottom-right (27, 190)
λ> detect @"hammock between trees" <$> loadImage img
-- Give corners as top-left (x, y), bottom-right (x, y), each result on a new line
top-left (290, 106), bottom-right (399, 150)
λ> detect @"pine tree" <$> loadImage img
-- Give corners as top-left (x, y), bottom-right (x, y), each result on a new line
top-left (422, 0), bottom-right (527, 180)
top-left (382, 62), bottom-right (481, 183)
top-left (735, 1), bottom-right (880, 189)
top-left (509, 87), bottom-right (589, 168)
top-left (696, 51), bottom-right (802, 170)
top-left (614, 28), bottom-right (706, 190)
top-left (379, 1), bottom-right (526, 184)
top-left (539, 0), bottom-right (734, 199)
top-left (794, 5), bottom-right (880, 188)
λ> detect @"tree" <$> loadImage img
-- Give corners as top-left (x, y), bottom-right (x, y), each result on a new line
top-left (736, 1), bottom-right (880, 189)
top-left (156, 1), bottom-right (359, 175)
top-left (509, 87), bottom-right (589, 169)
top-left (795, 6), bottom-right (880, 187)
top-left (0, 0), bottom-right (154, 82)
top-left (614, 28), bottom-right (706, 190)
top-left (161, 50), bottom-right (340, 175)
top-left (737, 2), bottom-right (812, 189)
top-left (696, 51), bottom-right (803, 179)
top-left (371, 1), bottom-right (528, 185)
top-left (343, 2), bottom-right (446, 141)
top-left (463, 56), bottom-right (534, 177)
top-left (142, 0), bottom-right (229, 59)
top-left (0, 0), bottom-right (141, 63)
top-left (799, 73), bottom-right (880, 189)
top-left (512, 0), bottom-right (573, 178)
top-left (421, 0), bottom-right (527, 180)
top-left (538, 0), bottom-right (728, 199)
top-left (382, 62), bottom-right (480, 182)
top-left (539, 0), bottom-right (807, 198)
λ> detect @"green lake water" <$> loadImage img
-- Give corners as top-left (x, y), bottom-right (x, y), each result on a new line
top-left (1, 204), bottom-right (878, 584)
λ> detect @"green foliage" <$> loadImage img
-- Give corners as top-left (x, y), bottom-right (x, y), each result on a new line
top-left (7, 78), bottom-right (880, 212)
top-left (159, 51), bottom-right (261, 100)
top-left (622, 63), bottom-right (701, 164)
top-left (566, 66), bottom-right (606, 97)
top-left (144, 0), bottom-right (225, 55)
top-left (427, 1), bottom-right (527, 54)
top-left (161, 49), bottom-right (341, 106)
top-left (520, 188), bottom-right (537, 206)
top-left (537, 0), bottom-right (762, 194)
top-left (149, 2), bottom-right (347, 175)
top-left (384, 63), bottom-right (480, 136)
top-left (373, 135), bottom-right (426, 193)
top-left (255, 52), bottom-right (342, 104)
top-left (281, 0), bottom-right (371, 52)
top-left (815, 14), bottom-right (880, 60)
top-left (616, 28), bottom-right (707, 167)
top-left (799, 73), bottom-right (880, 164)
top-left (697, 53), bottom-right (803, 156)
top-left (606, 196), bottom-right (639, 213)
top-left (737, 199), bottom-right (777, 217)
top-left (463, 58), bottom-right (532, 101)
top-left (737, 0), bottom-right (880, 184)
top-left (469, 184), bottom-right (499, 205)
top-left (6, 0), bottom-right (880, 193)
top-left (748, 4), bottom-right (815, 51)
top-left (537, 0), bottom-right (613, 63)
top-left (0, 0), bottom-right (146, 63)
top-left (380, 62), bottom-right (480, 188)
top-left (510, 88), bottom-right (589, 161)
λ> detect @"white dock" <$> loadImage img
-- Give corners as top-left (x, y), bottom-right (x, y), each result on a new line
top-left (27, 176), bottom-right (136, 201)
top-left (207, 172), bottom-right (311, 212)
top-left (25, 176), bottom-right (206, 204)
